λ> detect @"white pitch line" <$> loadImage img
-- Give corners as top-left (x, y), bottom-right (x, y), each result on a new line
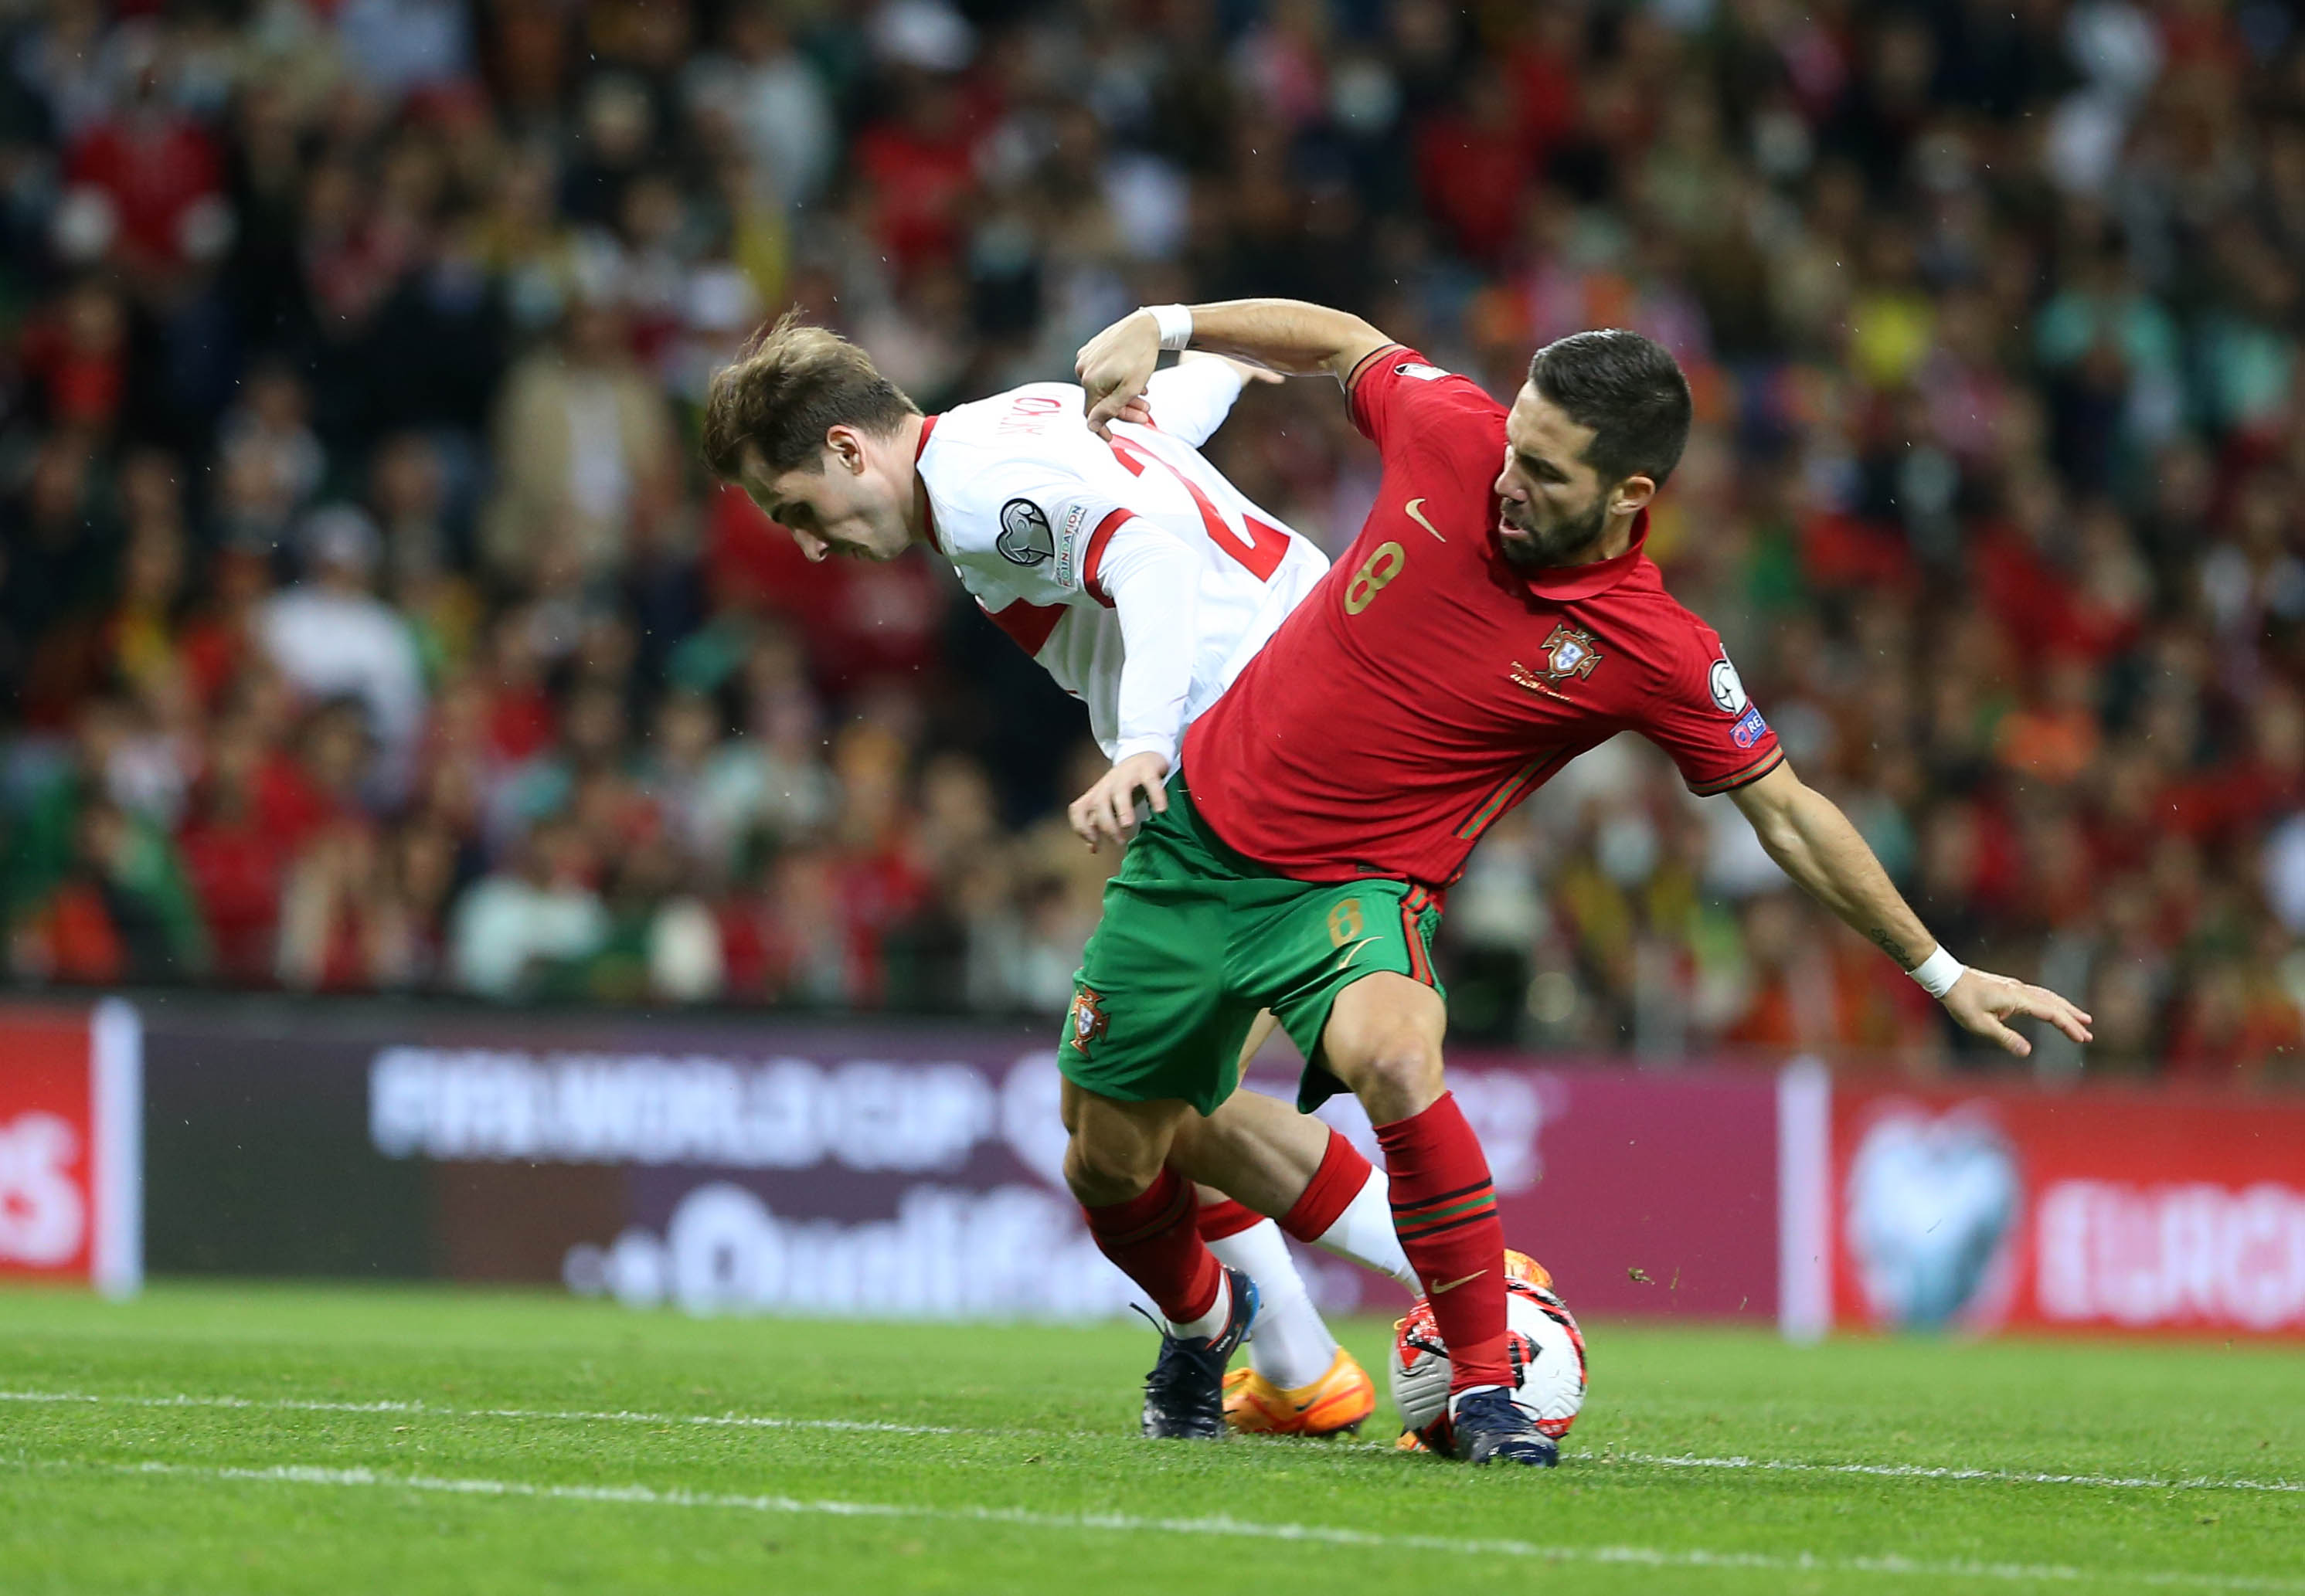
top-left (8, 1388), bottom-right (2298, 1497)
top-left (63, 1457), bottom-right (2305, 1594)
top-left (0, 1388), bottom-right (953, 1435)
top-left (1596, 1449), bottom-right (2305, 1496)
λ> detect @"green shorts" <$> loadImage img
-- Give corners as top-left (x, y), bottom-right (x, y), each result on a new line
top-left (1059, 769), bottom-right (1443, 1116)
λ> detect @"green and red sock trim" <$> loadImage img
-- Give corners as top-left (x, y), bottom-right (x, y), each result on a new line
top-left (1391, 1177), bottom-right (1498, 1241)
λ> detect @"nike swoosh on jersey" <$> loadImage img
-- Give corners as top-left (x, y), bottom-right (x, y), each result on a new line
top-left (1403, 498), bottom-right (1446, 542)
top-left (1332, 935), bottom-right (1381, 971)
top-left (1429, 1268), bottom-right (1488, 1295)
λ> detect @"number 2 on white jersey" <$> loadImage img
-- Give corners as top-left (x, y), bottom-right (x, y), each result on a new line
top-left (1107, 436), bottom-right (1289, 582)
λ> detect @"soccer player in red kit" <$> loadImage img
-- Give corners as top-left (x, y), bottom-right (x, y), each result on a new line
top-left (1059, 299), bottom-right (2093, 1465)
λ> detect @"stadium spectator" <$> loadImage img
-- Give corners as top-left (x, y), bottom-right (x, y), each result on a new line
top-left (5, 698), bottom-right (207, 983)
top-left (481, 293), bottom-right (680, 583)
top-left (447, 814), bottom-right (607, 998)
top-left (0, 0), bottom-right (2300, 1088)
top-left (257, 507), bottom-right (427, 802)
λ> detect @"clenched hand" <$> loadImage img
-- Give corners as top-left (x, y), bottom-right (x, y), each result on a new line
top-left (1075, 312), bottom-right (1164, 436)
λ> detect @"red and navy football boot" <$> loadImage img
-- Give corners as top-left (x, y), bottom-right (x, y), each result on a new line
top-left (1140, 1267), bottom-right (1260, 1439)
top-left (1450, 1387), bottom-right (1560, 1467)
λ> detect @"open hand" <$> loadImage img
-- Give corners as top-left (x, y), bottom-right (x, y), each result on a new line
top-left (1941, 968), bottom-right (2094, 1057)
top-left (1068, 751), bottom-right (1171, 852)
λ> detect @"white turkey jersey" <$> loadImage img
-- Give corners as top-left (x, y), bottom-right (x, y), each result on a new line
top-left (915, 360), bottom-right (1329, 766)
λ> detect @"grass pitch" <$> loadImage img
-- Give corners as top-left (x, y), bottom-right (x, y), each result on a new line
top-left (0, 1285), bottom-right (2298, 1595)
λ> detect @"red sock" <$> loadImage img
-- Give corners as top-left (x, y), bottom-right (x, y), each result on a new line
top-left (1277, 1127), bottom-right (1370, 1244)
top-left (1374, 1092), bottom-right (1510, 1392)
top-left (1193, 1194), bottom-right (1266, 1241)
top-left (1083, 1166), bottom-right (1223, 1325)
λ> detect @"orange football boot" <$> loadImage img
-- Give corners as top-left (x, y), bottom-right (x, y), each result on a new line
top-left (1222, 1346), bottom-right (1377, 1437)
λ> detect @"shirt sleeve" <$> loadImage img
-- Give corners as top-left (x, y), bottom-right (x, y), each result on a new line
top-left (1637, 620), bottom-right (1786, 796)
top-left (1343, 345), bottom-right (1509, 474)
top-left (1137, 358), bottom-right (1246, 450)
top-left (1093, 518), bottom-right (1206, 771)
top-left (935, 452), bottom-right (1131, 601)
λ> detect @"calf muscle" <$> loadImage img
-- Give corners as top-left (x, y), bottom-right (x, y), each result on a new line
top-left (1171, 1089), bottom-right (1334, 1216)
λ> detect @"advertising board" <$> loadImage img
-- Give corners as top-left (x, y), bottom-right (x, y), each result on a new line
top-left (1802, 1082), bottom-right (2305, 1337)
top-left (135, 1003), bottom-right (1783, 1323)
top-left (0, 1000), bottom-right (141, 1295)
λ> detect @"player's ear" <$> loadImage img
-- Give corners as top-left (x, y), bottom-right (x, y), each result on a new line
top-left (1612, 474), bottom-right (1657, 516)
top-left (824, 425), bottom-right (867, 475)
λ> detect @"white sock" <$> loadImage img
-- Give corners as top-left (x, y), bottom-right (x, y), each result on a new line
top-left (1311, 1169), bottom-right (1419, 1289)
top-left (1209, 1218), bottom-right (1338, 1391)
top-left (1166, 1268), bottom-right (1232, 1341)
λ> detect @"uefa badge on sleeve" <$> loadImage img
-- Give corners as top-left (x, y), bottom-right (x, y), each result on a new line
top-left (997, 498), bottom-right (1056, 565)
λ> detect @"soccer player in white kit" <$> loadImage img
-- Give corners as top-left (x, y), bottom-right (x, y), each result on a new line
top-left (702, 312), bottom-right (1417, 1436)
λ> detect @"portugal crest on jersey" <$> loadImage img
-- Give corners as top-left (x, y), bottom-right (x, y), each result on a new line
top-left (997, 497), bottom-right (1056, 565)
top-left (1067, 986), bottom-right (1109, 1055)
top-left (1540, 623), bottom-right (1603, 679)
top-left (1513, 623), bottom-right (1604, 698)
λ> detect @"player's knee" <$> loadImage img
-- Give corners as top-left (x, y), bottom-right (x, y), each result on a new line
top-left (1326, 1033), bottom-right (1443, 1123)
top-left (1359, 1048), bottom-right (1444, 1119)
top-left (1062, 1127), bottom-right (1162, 1207)
top-left (1321, 973), bottom-right (1447, 1113)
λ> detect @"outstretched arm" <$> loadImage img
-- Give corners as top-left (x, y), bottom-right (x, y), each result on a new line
top-left (1728, 763), bottom-right (2093, 1056)
top-left (1134, 352), bottom-right (1282, 449)
top-left (1076, 299), bottom-right (1394, 434)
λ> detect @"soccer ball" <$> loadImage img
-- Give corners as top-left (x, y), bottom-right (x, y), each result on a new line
top-left (1389, 1255), bottom-right (1587, 1454)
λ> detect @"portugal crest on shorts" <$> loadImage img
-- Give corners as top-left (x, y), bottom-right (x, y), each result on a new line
top-left (1068, 986), bottom-right (1109, 1055)
top-left (1512, 623), bottom-right (1604, 698)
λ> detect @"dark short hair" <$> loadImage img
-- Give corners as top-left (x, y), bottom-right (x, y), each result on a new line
top-left (1526, 329), bottom-right (1693, 488)
top-left (701, 309), bottom-right (920, 480)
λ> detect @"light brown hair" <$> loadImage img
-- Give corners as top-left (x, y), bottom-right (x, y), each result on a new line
top-left (700, 310), bottom-right (920, 481)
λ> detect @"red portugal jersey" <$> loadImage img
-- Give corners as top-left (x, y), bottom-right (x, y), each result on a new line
top-left (1181, 347), bottom-right (1784, 888)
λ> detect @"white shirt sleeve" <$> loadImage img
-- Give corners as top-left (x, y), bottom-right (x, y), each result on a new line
top-left (928, 453), bottom-right (1127, 602)
top-left (1094, 518), bottom-right (1206, 770)
top-left (1140, 356), bottom-right (1248, 450)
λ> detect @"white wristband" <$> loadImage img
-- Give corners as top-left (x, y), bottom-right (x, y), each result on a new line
top-left (1907, 945), bottom-right (1966, 999)
top-left (1144, 304), bottom-right (1193, 351)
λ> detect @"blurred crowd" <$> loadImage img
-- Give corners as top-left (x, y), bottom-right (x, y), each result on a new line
top-left (4, 0), bottom-right (2304, 1088)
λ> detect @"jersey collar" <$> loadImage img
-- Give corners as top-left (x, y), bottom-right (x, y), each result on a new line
top-left (913, 413), bottom-right (942, 552)
top-left (1509, 508), bottom-right (1651, 603)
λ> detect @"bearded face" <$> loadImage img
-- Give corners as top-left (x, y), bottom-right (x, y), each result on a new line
top-left (1497, 482), bottom-right (1610, 571)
